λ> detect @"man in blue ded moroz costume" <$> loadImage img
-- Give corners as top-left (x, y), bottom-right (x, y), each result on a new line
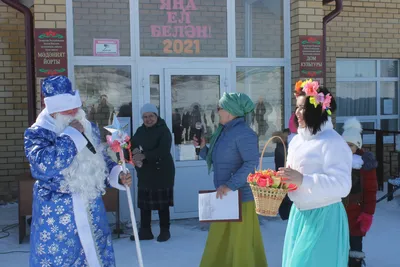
top-left (24, 76), bottom-right (131, 267)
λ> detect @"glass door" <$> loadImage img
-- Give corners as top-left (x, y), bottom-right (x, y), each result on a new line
top-left (164, 69), bottom-right (227, 166)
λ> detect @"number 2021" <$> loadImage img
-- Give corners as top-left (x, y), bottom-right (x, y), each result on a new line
top-left (163, 39), bottom-right (200, 54)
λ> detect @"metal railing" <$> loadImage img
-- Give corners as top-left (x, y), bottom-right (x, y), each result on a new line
top-left (363, 129), bottom-right (399, 201)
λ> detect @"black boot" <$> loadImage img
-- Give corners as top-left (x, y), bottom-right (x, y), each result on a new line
top-left (130, 209), bottom-right (154, 241)
top-left (349, 257), bottom-right (363, 267)
top-left (157, 209), bottom-right (171, 242)
top-left (349, 250), bottom-right (365, 267)
top-left (130, 228), bottom-right (154, 241)
top-left (157, 228), bottom-right (170, 242)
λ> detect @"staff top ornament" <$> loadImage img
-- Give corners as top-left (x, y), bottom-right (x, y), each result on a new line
top-left (104, 114), bottom-right (130, 151)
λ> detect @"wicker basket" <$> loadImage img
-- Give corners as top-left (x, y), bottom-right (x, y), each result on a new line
top-left (250, 136), bottom-right (290, 217)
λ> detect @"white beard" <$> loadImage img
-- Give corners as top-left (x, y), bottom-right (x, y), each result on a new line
top-left (56, 109), bottom-right (108, 202)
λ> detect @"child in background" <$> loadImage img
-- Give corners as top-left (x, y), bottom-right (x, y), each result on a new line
top-left (342, 117), bottom-right (378, 267)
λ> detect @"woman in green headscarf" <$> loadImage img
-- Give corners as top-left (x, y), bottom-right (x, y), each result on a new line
top-left (194, 93), bottom-right (268, 267)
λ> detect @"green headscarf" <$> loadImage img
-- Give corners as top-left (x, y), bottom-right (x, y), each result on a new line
top-left (206, 93), bottom-right (255, 173)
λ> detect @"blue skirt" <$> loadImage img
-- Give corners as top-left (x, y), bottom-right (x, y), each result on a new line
top-left (282, 202), bottom-right (349, 267)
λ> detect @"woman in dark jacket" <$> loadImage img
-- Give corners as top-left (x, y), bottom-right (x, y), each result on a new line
top-left (130, 103), bottom-right (175, 242)
top-left (342, 118), bottom-right (378, 267)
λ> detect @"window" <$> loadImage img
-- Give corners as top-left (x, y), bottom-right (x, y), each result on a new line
top-left (336, 59), bottom-right (400, 143)
top-left (235, 0), bottom-right (284, 58)
top-left (73, 0), bottom-right (131, 56)
top-left (169, 75), bottom-right (221, 161)
top-left (74, 66), bottom-right (132, 142)
top-left (139, 0), bottom-right (227, 57)
top-left (236, 66), bottom-right (284, 157)
top-left (149, 75), bottom-right (161, 112)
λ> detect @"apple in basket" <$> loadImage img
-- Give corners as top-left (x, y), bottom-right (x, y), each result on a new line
top-left (247, 169), bottom-right (297, 191)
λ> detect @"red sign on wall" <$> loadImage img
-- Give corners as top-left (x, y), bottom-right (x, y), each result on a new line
top-left (299, 36), bottom-right (323, 79)
top-left (35, 29), bottom-right (68, 77)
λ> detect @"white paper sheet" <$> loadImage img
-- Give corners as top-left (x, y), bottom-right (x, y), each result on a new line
top-left (198, 190), bottom-right (240, 222)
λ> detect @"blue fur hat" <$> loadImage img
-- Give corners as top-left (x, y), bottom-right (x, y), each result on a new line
top-left (42, 76), bottom-right (82, 114)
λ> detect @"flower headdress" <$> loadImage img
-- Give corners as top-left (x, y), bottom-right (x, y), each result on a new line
top-left (294, 79), bottom-right (332, 116)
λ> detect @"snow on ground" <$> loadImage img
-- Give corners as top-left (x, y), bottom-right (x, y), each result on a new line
top-left (1, 189), bottom-right (399, 267)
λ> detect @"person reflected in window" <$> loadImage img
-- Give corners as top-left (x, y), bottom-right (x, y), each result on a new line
top-left (94, 94), bottom-right (112, 141)
top-left (277, 80), bottom-right (352, 267)
top-left (130, 103), bottom-right (175, 242)
top-left (172, 108), bottom-right (183, 145)
top-left (210, 109), bottom-right (215, 124)
top-left (255, 97), bottom-right (266, 136)
top-left (190, 104), bottom-right (202, 141)
top-left (182, 109), bottom-right (191, 142)
top-left (341, 117), bottom-right (378, 267)
top-left (193, 92), bottom-right (268, 267)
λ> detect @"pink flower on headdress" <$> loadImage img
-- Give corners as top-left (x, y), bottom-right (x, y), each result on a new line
top-left (322, 94), bottom-right (332, 110)
top-left (316, 92), bottom-right (325, 104)
top-left (302, 81), bottom-right (319, 96)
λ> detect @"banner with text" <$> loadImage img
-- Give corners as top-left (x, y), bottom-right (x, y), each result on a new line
top-left (299, 36), bottom-right (323, 79)
top-left (150, 0), bottom-right (212, 55)
top-left (35, 29), bottom-right (68, 77)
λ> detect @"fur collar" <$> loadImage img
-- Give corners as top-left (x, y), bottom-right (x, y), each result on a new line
top-left (32, 108), bottom-right (60, 134)
top-left (297, 117), bottom-right (333, 141)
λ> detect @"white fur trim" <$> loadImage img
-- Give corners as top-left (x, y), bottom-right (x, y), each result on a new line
top-left (349, 250), bottom-right (365, 259)
top-left (109, 165), bottom-right (126, 191)
top-left (44, 91), bottom-right (82, 114)
top-left (32, 108), bottom-right (58, 132)
top-left (60, 126), bottom-right (87, 152)
top-left (72, 194), bottom-right (101, 267)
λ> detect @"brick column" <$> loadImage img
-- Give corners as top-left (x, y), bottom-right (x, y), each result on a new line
top-left (34, 0), bottom-right (67, 115)
top-left (290, 0), bottom-right (326, 108)
top-left (0, 2), bottom-right (30, 201)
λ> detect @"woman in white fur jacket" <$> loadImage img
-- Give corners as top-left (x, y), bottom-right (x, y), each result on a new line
top-left (278, 79), bottom-right (353, 267)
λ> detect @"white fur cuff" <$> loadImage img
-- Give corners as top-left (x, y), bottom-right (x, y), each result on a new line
top-left (349, 250), bottom-right (365, 259)
top-left (61, 126), bottom-right (87, 152)
top-left (109, 165), bottom-right (126, 191)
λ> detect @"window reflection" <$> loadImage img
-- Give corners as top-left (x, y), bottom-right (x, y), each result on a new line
top-left (236, 67), bottom-right (284, 157)
top-left (336, 82), bottom-right (377, 116)
top-left (139, 0), bottom-right (227, 57)
top-left (336, 60), bottom-right (376, 78)
top-left (170, 75), bottom-right (220, 161)
top-left (74, 66), bottom-right (132, 143)
top-left (381, 82), bottom-right (398, 115)
top-left (73, 0), bottom-right (131, 56)
top-left (150, 75), bottom-right (161, 114)
top-left (235, 0), bottom-right (284, 58)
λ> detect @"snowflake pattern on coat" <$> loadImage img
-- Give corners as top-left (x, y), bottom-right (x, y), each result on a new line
top-left (25, 123), bottom-right (118, 267)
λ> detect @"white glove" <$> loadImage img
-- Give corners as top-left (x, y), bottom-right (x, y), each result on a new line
top-left (352, 154), bottom-right (364, 169)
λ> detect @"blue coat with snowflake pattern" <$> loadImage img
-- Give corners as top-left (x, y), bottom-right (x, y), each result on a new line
top-left (24, 122), bottom-right (121, 267)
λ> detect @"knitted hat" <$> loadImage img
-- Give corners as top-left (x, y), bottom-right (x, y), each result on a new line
top-left (140, 103), bottom-right (158, 117)
top-left (342, 117), bottom-right (363, 149)
top-left (42, 76), bottom-right (82, 114)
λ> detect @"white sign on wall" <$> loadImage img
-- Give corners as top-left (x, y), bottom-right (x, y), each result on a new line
top-left (93, 39), bottom-right (120, 56)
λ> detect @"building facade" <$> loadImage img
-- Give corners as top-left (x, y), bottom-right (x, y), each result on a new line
top-left (0, 0), bottom-right (399, 219)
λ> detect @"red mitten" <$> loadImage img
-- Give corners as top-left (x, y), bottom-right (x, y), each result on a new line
top-left (357, 212), bottom-right (373, 234)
